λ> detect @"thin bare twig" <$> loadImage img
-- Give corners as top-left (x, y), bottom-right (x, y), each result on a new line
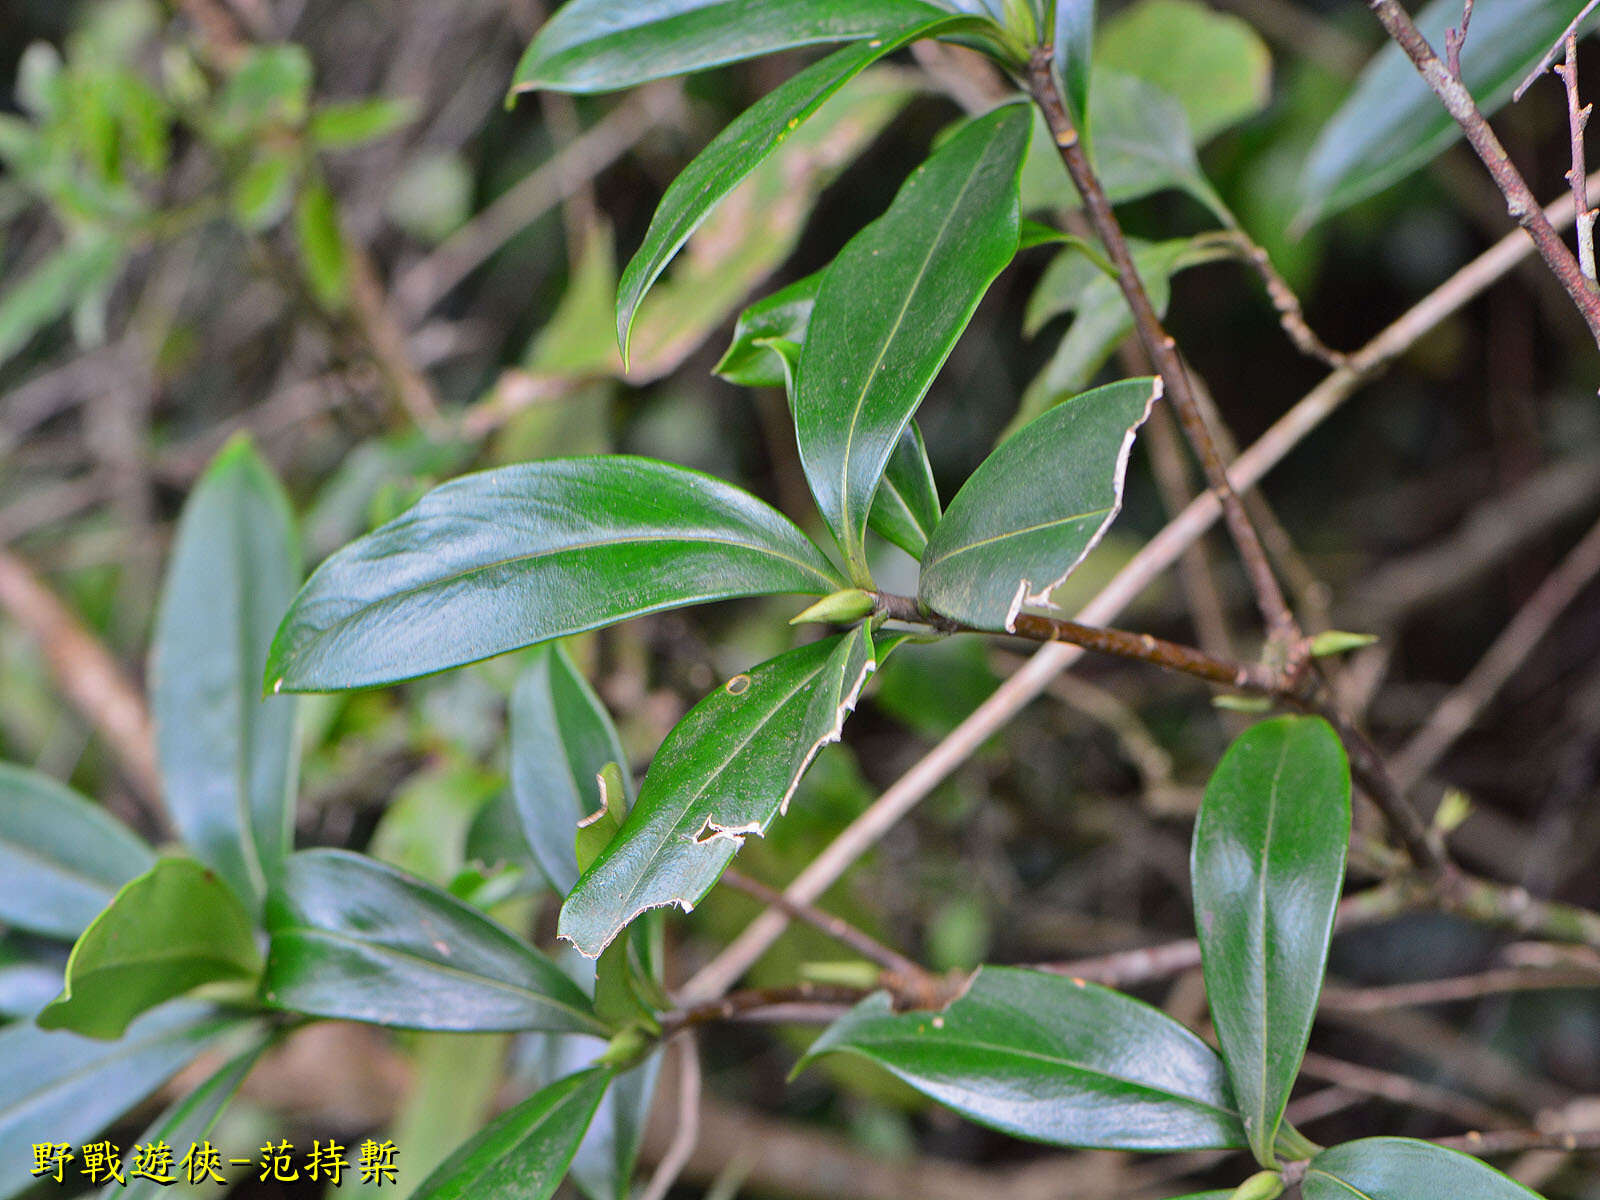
top-left (1299, 1050), bottom-right (1512, 1130)
top-left (637, 1034), bottom-right (701, 1200)
top-left (1514, 0), bottom-right (1600, 101)
top-left (1321, 965), bottom-right (1600, 1012)
top-left (1445, 0), bottom-right (1475, 80)
top-left (1554, 34), bottom-right (1598, 282)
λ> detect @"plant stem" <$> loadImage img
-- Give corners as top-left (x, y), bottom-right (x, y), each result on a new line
top-left (1023, 47), bottom-right (1300, 648)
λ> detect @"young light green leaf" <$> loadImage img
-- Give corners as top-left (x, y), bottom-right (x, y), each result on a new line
top-left (262, 849), bottom-right (605, 1034)
top-left (512, 0), bottom-right (951, 94)
top-left (801, 966), bottom-right (1246, 1150)
top-left (617, 15), bottom-right (979, 359)
top-left (0, 762), bottom-right (155, 940)
top-left (101, 1035), bottom-right (271, 1200)
top-left (411, 1068), bottom-right (612, 1200)
top-left (267, 456), bottom-right (846, 692)
top-left (511, 643), bottom-right (631, 897)
top-left (796, 102), bottom-right (1031, 582)
top-left (919, 378), bottom-right (1157, 630)
top-left (1192, 716), bottom-right (1351, 1167)
top-left (1097, 0), bottom-right (1271, 145)
top-left (560, 629), bottom-right (876, 958)
top-left (295, 174), bottom-right (350, 309)
top-left (38, 858), bottom-right (262, 1040)
top-left (308, 96), bottom-right (417, 148)
top-left (152, 436), bottom-right (300, 912)
top-left (791, 588), bottom-right (877, 626)
top-left (1308, 630), bottom-right (1379, 657)
top-left (231, 147), bottom-right (298, 231)
top-left (1299, 0), bottom-right (1596, 227)
top-left (1303, 1138), bottom-right (1548, 1200)
top-left (0, 232), bottom-right (121, 369)
top-left (0, 1003), bottom-right (240, 1200)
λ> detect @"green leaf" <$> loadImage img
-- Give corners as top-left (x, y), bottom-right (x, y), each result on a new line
top-left (1303, 1138), bottom-right (1547, 1200)
top-left (152, 436), bottom-right (301, 911)
top-left (617, 15), bottom-right (978, 358)
top-left (512, 644), bottom-right (631, 897)
top-left (1097, 0), bottom-right (1271, 145)
top-left (411, 1068), bottom-right (611, 1200)
top-left (714, 276), bottom-right (942, 556)
top-left (38, 858), bottom-right (262, 1040)
top-left (524, 1029), bottom-right (661, 1200)
top-left (512, 0), bottom-right (951, 94)
top-left (1299, 0), bottom-right (1597, 227)
top-left (0, 233), bottom-right (121, 368)
top-left (919, 377), bottom-right (1156, 630)
top-left (216, 43), bottom-right (313, 134)
top-left (0, 1003), bottom-right (240, 1200)
top-left (796, 102), bottom-right (1031, 582)
top-left (262, 849), bottom-right (605, 1034)
top-left (801, 965), bottom-right (1246, 1149)
top-left (1055, 0), bottom-right (1095, 127)
top-left (231, 147), bottom-right (298, 230)
top-left (101, 1035), bottom-right (270, 1200)
top-left (0, 762), bottom-right (155, 940)
top-left (308, 96), bottom-right (417, 148)
top-left (295, 175), bottom-right (350, 309)
top-left (560, 628), bottom-right (877, 957)
top-left (1192, 716), bottom-right (1351, 1166)
top-left (267, 456), bottom-right (846, 692)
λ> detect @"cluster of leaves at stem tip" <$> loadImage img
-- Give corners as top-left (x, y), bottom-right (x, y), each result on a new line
top-left (0, 1), bottom-right (1584, 1198)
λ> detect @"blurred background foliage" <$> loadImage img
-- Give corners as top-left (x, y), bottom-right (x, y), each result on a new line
top-left (4, 0), bottom-right (1600, 1196)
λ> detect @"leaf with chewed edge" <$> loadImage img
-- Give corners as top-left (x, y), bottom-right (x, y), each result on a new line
top-left (560, 627), bottom-right (876, 958)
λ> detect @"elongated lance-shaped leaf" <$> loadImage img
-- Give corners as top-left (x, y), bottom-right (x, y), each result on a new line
top-left (102, 1034), bottom-right (271, 1200)
top-left (718, 277), bottom-right (942, 556)
top-left (1054, 0), bottom-right (1095, 128)
top-left (262, 849), bottom-right (605, 1034)
top-left (1303, 1138), bottom-right (1548, 1200)
top-left (411, 1067), bottom-right (612, 1200)
top-left (152, 436), bottom-right (300, 912)
top-left (266, 456), bottom-right (846, 692)
top-left (512, 0), bottom-right (952, 94)
top-left (919, 378), bottom-right (1157, 630)
top-left (511, 644), bottom-right (631, 897)
top-left (796, 102), bottom-right (1031, 583)
top-left (38, 858), bottom-right (263, 1040)
top-left (1298, 0), bottom-right (1598, 227)
top-left (1192, 716), bottom-right (1350, 1167)
top-left (801, 966), bottom-right (1246, 1150)
top-left (0, 763), bottom-right (154, 940)
top-left (0, 1002), bottom-right (241, 1200)
top-left (617, 14), bottom-right (981, 359)
top-left (561, 628), bottom-right (876, 958)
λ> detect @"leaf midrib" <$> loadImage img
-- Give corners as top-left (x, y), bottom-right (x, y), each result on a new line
top-left (923, 504), bottom-right (1110, 571)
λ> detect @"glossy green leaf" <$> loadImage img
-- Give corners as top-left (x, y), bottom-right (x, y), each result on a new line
top-left (152, 436), bottom-right (300, 911)
top-left (1055, 0), bottom-right (1095, 126)
top-left (802, 966), bottom-right (1246, 1149)
top-left (102, 1035), bottom-right (271, 1200)
top-left (0, 1002), bottom-right (239, 1200)
top-left (262, 849), bottom-right (605, 1034)
top-left (267, 456), bottom-right (846, 692)
top-left (1192, 716), bottom-right (1350, 1166)
top-left (511, 644), bottom-right (631, 897)
top-left (411, 1067), bottom-right (611, 1200)
top-left (561, 628), bottom-right (876, 957)
top-left (1299, 0), bottom-right (1596, 226)
top-left (295, 174), bottom-right (349, 309)
top-left (617, 15), bottom-right (977, 358)
top-left (0, 762), bottom-right (154, 940)
top-left (529, 1036), bottom-right (659, 1200)
top-left (1303, 1138), bottom-right (1547, 1200)
top-left (796, 102), bottom-right (1030, 582)
top-left (512, 0), bottom-right (950, 94)
top-left (919, 378), bottom-right (1157, 630)
top-left (1097, 0), bottom-right (1271, 145)
top-left (38, 858), bottom-right (262, 1040)
top-left (308, 97), bottom-right (417, 148)
top-left (714, 271), bottom-right (821, 389)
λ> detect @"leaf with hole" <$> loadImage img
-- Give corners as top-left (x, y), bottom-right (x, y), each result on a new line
top-left (801, 965), bottom-right (1246, 1149)
top-left (1298, 0), bottom-right (1598, 227)
top-left (795, 101), bottom-right (1031, 582)
top-left (267, 456), bottom-right (846, 691)
top-left (511, 643), bottom-right (631, 897)
top-left (0, 762), bottom-right (154, 941)
top-left (262, 849), bottom-right (604, 1034)
top-left (152, 436), bottom-right (300, 912)
top-left (919, 378), bottom-right (1157, 630)
top-left (38, 857), bottom-right (263, 1040)
top-left (1303, 1137), bottom-right (1547, 1200)
top-left (411, 1067), bottom-right (612, 1200)
top-left (616, 13), bottom-right (982, 358)
top-left (512, 0), bottom-right (953, 94)
top-left (1192, 716), bottom-right (1350, 1166)
top-left (560, 626), bottom-right (877, 958)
